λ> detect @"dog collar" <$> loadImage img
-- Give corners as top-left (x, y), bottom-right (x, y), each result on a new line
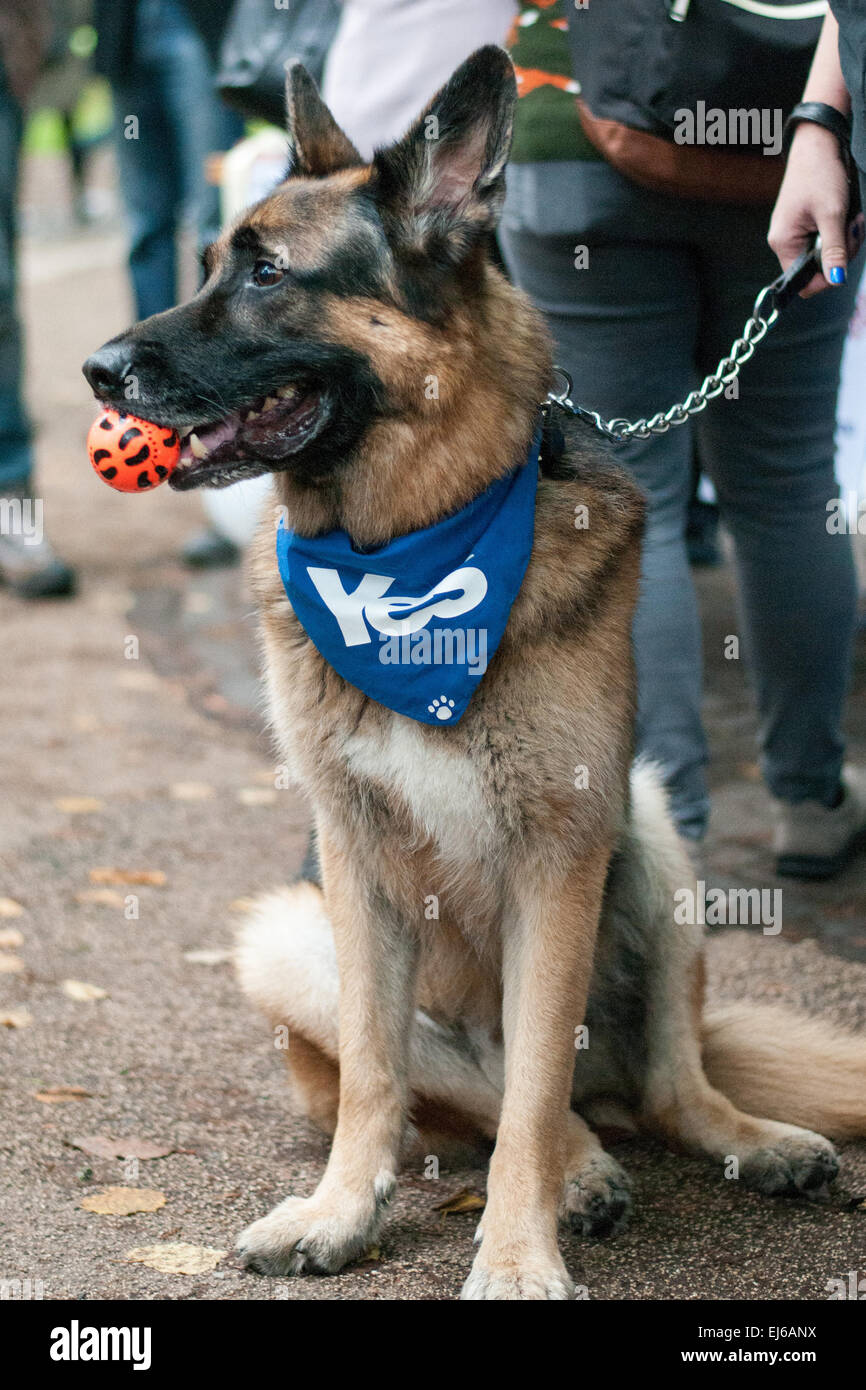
top-left (276, 434), bottom-right (540, 725)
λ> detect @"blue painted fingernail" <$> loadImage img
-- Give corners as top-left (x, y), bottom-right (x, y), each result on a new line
top-left (829, 266), bottom-right (846, 284)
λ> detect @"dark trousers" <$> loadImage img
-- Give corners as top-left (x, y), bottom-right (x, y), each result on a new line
top-left (501, 159), bottom-right (860, 838)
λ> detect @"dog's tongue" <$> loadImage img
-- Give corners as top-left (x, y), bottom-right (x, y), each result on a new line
top-left (179, 413), bottom-right (242, 461)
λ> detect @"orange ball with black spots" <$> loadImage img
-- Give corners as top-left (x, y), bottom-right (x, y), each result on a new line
top-left (88, 410), bottom-right (180, 491)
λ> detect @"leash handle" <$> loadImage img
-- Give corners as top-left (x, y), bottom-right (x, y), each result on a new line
top-left (762, 236), bottom-right (822, 315)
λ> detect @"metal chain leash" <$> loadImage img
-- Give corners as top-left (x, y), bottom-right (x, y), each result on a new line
top-left (545, 241), bottom-right (822, 445)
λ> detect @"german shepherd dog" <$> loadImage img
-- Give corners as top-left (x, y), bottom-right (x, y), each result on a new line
top-left (84, 49), bottom-right (866, 1299)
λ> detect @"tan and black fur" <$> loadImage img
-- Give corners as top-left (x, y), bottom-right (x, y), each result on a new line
top-left (84, 49), bottom-right (866, 1300)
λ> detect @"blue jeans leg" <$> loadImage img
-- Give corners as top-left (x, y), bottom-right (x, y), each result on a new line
top-left (113, 0), bottom-right (244, 319)
top-left (113, 70), bottom-right (181, 318)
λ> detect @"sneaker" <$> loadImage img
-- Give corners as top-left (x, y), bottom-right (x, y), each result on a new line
top-left (0, 493), bottom-right (76, 599)
top-left (773, 766), bottom-right (866, 879)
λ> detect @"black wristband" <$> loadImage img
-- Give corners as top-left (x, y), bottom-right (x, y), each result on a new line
top-left (784, 101), bottom-right (852, 169)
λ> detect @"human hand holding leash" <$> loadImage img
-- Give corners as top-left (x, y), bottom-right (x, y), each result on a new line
top-left (769, 120), bottom-right (860, 296)
top-left (769, 9), bottom-right (862, 297)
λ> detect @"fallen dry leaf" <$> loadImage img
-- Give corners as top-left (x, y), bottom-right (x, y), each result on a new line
top-left (54, 796), bottom-right (104, 814)
top-left (0, 898), bottom-right (24, 919)
top-left (62, 980), bottom-right (109, 1002)
top-left (67, 1136), bottom-right (174, 1161)
top-left (34, 1085), bottom-right (91, 1103)
top-left (0, 927), bottom-right (24, 947)
top-left (228, 897), bottom-right (256, 913)
top-left (92, 586), bottom-right (133, 617)
top-left (169, 782), bottom-right (214, 801)
top-left (89, 868), bottom-right (166, 887)
top-left (237, 787), bottom-right (277, 806)
top-left (72, 713), bottom-right (100, 733)
top-left (202, 693), bottom-right (229, 714)
top-left (125, 1243), bottom-right (225, 1274)
top-left (0, 1008), bottom-right (32, 1028)
top-left (81, 1187), bottom-right (166, 1216)
top-left (434, 1188), bottom-right (486, 1215)
top-left (115, 670), bottom-right (161, 691)
top-left (0, 954), bottom-right (25, 974)
top-left (184, 591), bottom-right (212, 615)
top-left (74, 888), bottom-right (125, 908)
top-left (183, 949), bottom-right (230, 966)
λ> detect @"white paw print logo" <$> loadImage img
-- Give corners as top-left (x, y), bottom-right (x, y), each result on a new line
top-left (428, 695), bottom-right (455, 721)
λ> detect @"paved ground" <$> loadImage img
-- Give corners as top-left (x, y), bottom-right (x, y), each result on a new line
top-left (1, 154), bottom-right (866, 1302)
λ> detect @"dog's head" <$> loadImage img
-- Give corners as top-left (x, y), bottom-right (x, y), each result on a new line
top-left (82, 47), bottom-right (517, 493)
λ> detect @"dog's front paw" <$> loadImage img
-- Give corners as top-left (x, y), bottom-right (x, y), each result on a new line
top-left (563, 1152), bottom-right (632, 1239)
top-left (461, 1245), bottom-right (574, 1301)
top-left (236, 1186), bottom-right (386, 1277)
top-left (738, 1128), bottom-right (838, 1198)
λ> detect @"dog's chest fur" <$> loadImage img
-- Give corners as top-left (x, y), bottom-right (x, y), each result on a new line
top-left (261, 625), bottom-right (511, 872)
top-left (341, 720), bottom-right (497, 864)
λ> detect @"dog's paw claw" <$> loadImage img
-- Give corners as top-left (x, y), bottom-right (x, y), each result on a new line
top-left (461, 1253), bottom-right (574, 1301)
top-left (739, 1130), bottom-right (839, 1198)
top-left (563, 1153), bottom-right (632, 1239)
top-left (236, 1193), bottom-right (381, 1277)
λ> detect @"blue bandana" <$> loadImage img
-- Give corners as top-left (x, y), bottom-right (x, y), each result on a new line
top-left (276, 436), bottom-right (539, 725)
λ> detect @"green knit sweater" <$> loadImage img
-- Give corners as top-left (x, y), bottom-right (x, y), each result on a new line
top-left (507, 0), bottom-right (601, 163)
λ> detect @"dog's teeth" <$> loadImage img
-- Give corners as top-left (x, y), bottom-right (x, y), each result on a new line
top-left (263, 396), bottom-right (279, 411)
top-left (189, 432), bottom-right (209, 459)
top-left (277, 384), bottom-right (297, 399)
top-left (245, 410), bottom-right (259, 421)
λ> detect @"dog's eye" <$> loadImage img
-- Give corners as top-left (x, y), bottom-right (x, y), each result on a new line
top-left (252, 260), bottom-right (284, 288)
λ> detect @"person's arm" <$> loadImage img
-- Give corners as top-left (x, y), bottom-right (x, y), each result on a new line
top-left (768, 11), bottom-right (857, 295)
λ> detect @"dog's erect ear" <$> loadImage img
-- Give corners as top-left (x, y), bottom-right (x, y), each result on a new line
top-left (370, 47), bottom-right (516, 257)
top-left (284, 63), bottom-right (364, 178)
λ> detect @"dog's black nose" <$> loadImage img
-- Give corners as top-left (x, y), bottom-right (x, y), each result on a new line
top-left (82, 341), bottom-right (133, 399)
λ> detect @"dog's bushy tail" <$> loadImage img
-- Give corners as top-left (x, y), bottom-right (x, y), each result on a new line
top-left (702, 1003), bottom-right (866, 1140)
top-left (627, 761), bottom-right (866, 1143)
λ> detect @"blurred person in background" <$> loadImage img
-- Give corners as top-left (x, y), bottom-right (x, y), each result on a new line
top-left (499, 1), bottom-right (865, 879)
top-left (321, 0), bottom-right (518, 157)
top-left (0, 0), bottom-right (76, 597)
top-left (93, 0), bottom-right (242, 320)
top-left (93, 0), bottom-right (243, 566)
top-left (32, 1), bottom-right (98, 225)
